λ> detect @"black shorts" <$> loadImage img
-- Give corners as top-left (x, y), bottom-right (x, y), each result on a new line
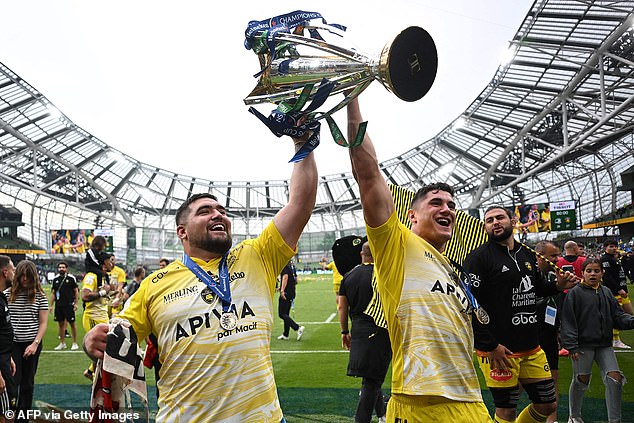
top-left (0, 353), bottom-right (17, 412)
top-left (347, 319), bottom-right (392, 381)
top-left (54, 305), bottom-right (76, 323)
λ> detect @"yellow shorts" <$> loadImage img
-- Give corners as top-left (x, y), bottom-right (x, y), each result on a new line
top-left (82, 313), bottom-right (109, 333)
top-left (333, 281), bottom-right (341, 295)
top-left (387, 394), bottom-right (492, 423)
top-left (477, 348), bottom-right (552, 388)
top-left (109, 304), bottom-right (124, 317)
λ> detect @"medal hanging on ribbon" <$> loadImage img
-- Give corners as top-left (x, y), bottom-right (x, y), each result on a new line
top-left (182, 253), bottom-right (238, 331)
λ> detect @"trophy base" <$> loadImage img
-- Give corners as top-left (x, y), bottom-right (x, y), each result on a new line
top-left (379, 26), bottom-right (438, 102)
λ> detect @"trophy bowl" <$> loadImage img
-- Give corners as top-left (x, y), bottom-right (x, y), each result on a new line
top-left (378, 26), bottom-right (438, 102)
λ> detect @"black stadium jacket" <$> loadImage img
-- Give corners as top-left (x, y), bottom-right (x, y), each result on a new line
top-left (464, 240), bottom-right (558, 353)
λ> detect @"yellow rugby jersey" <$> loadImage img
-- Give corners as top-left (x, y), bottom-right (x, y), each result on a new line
top-left (108, 266), bottom-right (127, 315)
top-left (82, 272), bottom-right (109, 320)
top-left (367, 212), bottom-right (482, 402)
top-left (325, 261), bottom-right (343, 293)
top-left (109, 266), bottom-right (127, 285)
top-left (119, 221), bottom-right (295, 423)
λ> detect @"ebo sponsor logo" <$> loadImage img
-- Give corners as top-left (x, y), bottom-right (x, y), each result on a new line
top-left (511, 312), bottom-right (537, 325)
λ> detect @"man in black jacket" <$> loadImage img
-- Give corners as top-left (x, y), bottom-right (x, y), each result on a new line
top-left (465, 206), bottom-right (576, 423)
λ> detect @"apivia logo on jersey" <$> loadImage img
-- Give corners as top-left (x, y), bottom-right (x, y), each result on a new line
top-left (430, 279), bottom-right (470, 313)
top-left (175, 300), bottom-right (257, 341)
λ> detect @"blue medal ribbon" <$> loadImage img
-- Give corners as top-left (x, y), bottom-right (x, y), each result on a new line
top-left (448, 259), bottom-right (484, 316)
top-left (182, 252), bottom-right (231, 312)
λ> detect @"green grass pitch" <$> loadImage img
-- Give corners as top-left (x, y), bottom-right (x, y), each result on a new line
top-left (33, 274), bottom-right (634, 422)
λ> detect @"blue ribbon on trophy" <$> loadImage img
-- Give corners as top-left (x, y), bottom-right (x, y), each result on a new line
top-left (243, 11), bottom-right (439, 161)
top-left (244, 11), bottom-right (346, 70)
top-left (248, 78), bottom-right (336, 162)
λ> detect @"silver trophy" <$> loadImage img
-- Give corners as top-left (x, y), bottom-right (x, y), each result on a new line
top-left (244, 13), bottom-right (437, 111)
top-left (243, 11), bottom-right (438, 158)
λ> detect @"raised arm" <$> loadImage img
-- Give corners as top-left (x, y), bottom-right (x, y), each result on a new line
top-left (274, 143), bottom-right (318, 250)
top-left (347, 98), bottom-right (394, 227)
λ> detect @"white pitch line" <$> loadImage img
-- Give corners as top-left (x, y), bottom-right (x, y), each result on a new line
top-left (325, 312), bottom-right (337, 323)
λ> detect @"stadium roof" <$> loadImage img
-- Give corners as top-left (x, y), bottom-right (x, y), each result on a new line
top-left (0, 0), bottom-right (633, 247)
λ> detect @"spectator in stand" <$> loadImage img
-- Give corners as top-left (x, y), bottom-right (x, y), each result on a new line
top-left (577, 242), bottom-right (586, 258)
top-left (5, 260), bottom-right (48, 423)
top-left (601, 239), bottom-right (632, 349)
top-left (158, 258), bottom-right (170, 269)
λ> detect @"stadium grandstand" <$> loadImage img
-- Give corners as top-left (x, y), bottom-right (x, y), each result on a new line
top-left (0, 0), bottom-right (633, 270)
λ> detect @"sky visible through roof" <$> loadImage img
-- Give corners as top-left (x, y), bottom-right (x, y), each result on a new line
top-left (2, 1), bottom-right (531, 181)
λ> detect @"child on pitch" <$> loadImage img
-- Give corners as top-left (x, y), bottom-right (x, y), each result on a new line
top-left (561, 258), bottom-right (634, 423)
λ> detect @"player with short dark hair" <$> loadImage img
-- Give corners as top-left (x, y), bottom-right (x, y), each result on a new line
top-left (465, 207), bottom-right (576, 423)
top-left (347, 96), bottom-right (490, 422)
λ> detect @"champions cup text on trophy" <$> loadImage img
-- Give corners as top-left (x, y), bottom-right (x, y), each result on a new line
top-left (243, 11), bottom-right (438, 162)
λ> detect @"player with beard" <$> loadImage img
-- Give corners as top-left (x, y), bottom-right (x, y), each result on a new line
top-left (464, 206), bottom-right (576, 423)
top-left (83, 141), bottom-right (317, 422)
